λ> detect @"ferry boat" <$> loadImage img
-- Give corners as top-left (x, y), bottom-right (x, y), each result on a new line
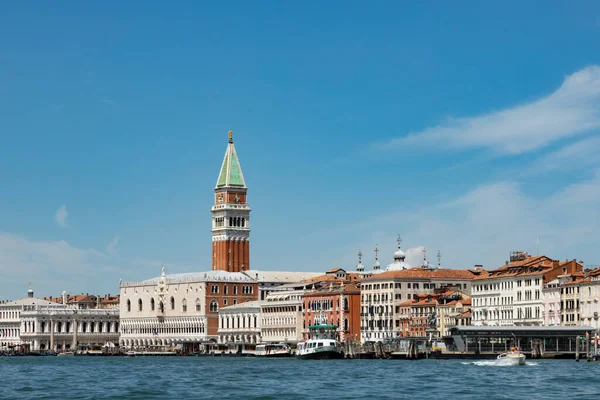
top-left (295, 324), bottom-right (343, 360)
top-left (255, 344), bottom-right (292, 358)
top-left (496, 348), bottom-right (526, 366)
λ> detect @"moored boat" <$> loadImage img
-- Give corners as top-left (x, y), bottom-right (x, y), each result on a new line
top-left (255, 344), bottom-right (292, 358)
top-left (57, 351), bottom-right (75, 357)
top-left (295, 323), bottom-right (343, 360)
top-left (496, 348), bottom-right (526, 366)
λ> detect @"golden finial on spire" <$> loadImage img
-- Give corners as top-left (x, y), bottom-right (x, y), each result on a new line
top-left (228, 130), bottom-right (233, 143)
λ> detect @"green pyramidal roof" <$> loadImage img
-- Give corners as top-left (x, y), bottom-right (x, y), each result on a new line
top-left (216, 139), bottom-right (246, 188)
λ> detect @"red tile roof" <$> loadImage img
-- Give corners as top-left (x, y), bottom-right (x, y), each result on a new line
top-left (365, 268), bottom-right (485, 281)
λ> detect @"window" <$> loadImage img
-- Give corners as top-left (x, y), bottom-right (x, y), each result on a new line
top-left (233, 299), bottom-right (237, 305)
top-left (138, 299), bottom-right (143, 312)
top-left (150, 298), bottom-right (155, 311)
top-left (170, 296), bottom-right (175, 310)
top-left (210, 300), bottom-right (218, 312)
top-left (182, 299), bottom-right (187, 312)
top-left (127, 299), bottom-right (131, 312)
top-left (223, 299), bottom-right (228, 306)
top-left (233, 286), bottom-right (238, 295)
top-left (211, 285), bottom-right (219, 294)
top-left (196, 298), bottom-right (201, 312)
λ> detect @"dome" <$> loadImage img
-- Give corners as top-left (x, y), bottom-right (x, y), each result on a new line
top-left (393, 249), bottom-right (406, 260)
top-left (385, 260), bottom-right (410, 271)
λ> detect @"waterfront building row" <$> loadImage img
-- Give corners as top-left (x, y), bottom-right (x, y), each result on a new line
top-left (0, 286), bottom-right (119, 352)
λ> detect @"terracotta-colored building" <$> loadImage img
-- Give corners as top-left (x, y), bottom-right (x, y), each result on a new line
top-left (301, 269), bottom-right (361, 342)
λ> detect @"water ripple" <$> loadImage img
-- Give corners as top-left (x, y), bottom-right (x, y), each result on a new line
top-left (0, 357), bottom-right (599, 399)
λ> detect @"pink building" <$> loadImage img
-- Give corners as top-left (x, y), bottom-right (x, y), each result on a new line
top-left (542, 279), bottom-right (561, 326)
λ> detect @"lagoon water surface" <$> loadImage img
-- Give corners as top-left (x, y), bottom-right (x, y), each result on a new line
top-left (0, 357), bottom-right (598, 399)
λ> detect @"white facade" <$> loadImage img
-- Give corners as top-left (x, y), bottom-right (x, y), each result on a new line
top-left (472, 275), bottom-right (544, 326)
top-left (0, 300), bottom-right (25, 349)
top-left (20, 306), bottom-right (119, 351)
top-left (361, 268), bottom-right (477, 342)
top-left (260, 290), bottom-right (304, 344)
top-left (1, 288), bottom-right (119, 352)
top-left (119, 268), bottom-right (255, 349)
top-left (218, 300), bottom-right (262, 347)
top-left (580, 273), bottom-right (600, 331)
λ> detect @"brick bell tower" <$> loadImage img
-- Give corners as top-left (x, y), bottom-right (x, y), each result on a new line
top-left (211, 131), bottom-right (251, 272)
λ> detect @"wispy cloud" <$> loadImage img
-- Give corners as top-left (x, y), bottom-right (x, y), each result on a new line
top-left (106, 235), bottom-right (120, 257)
top-left (377, 66), bottom-right (600, 155)
top-left (321, 170), bottom-right (600, 271)
top-left (0, 232), bottom-right (122, 299)
top-left (54, 205), bottom-right (68, 227)
top-left (524, 136), bottom-right (600, 175)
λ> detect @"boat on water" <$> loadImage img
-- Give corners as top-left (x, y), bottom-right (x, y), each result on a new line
top-left (255, 344), bottom-right (292, 358)
top-left (496, 348), bottom-right (526, 366)
top-left (57, 351), bottom-right (75, 357)
top-left (296, 324), bottom-right (343, 360)
top-left (126, 351), bottom-right (177, 357)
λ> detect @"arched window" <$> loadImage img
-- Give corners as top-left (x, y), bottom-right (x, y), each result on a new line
top-left (224, 285), bottom-right (228, 295)
top-left (344, 298), bottom-right (349, 311)
top-left (233, 286), bottom-right (238, 295)
top-left (196, 298), bottom-right (201, 312)
top-left (159, 302), bottom-right (164, 313)
top-left (210, 300), bottom-right (218, 312)
top-left (138, 298), bottom-right (143, 312)
top-left (182, 299), bottom-right (187, 312)
top-left (150, 298), bottom-right (155, 311)
top-left (127, 300), bottom-right (131, 312)
top-left (344, 318), bottom-right (349, 332)
top-left (170, 297), bottom-right (175, 310)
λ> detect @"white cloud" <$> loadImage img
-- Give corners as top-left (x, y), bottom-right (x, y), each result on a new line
top-left (524, 135), bottom-right (600, 175)
top-left (106, 235), bottom-right (120, 257)
top-left (325, 171), bottom-right (600, 271)
top-left (54, 205), bottom-right (68, 227)
top-left (0, 232), bottom-right (123, 300)
top-left (378, 66), bottom-right (600, 155)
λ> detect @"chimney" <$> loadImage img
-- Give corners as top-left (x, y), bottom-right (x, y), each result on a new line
top-left (474, 265), bottom-right (483, 271)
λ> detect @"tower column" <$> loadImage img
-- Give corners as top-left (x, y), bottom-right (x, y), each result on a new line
top-left (234, 238), bottom-right (240, 273)
top-left (244, 240), bottom-right (250, 270)
top-left (239, 239), bottom-right (245, 271)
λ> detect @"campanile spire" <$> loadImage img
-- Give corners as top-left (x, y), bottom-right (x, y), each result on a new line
top-left (212, 131), bottom-right (251, 272)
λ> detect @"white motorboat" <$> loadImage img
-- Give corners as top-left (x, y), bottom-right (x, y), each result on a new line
top-left (255, 344), bottom-right (292, 358)
top-left (57, 351), bottom-right (75, 357)
top-left (496, 348), bottom-right (526, 366)
top-left (295, 323), bottom-right (343, 360)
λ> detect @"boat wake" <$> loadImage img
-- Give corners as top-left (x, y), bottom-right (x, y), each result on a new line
top-left (461, 361), bottom-right (538, 367)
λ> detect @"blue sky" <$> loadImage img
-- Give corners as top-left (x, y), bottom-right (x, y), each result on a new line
top-left (1, 1), bottom-right (599, 300)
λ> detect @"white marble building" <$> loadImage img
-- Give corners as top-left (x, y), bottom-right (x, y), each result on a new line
top-left (1, 286), bottom-right (119, 352)
top-left (217, 300), bottom-right (262, 349)
top-left (472, 255), bottom-right (582, 327)
top-left (119, 267), bottom-right (257, 350)
top-left (579, 268), bottom-right (600, 331)
top-left (260, 289), bottom-right (304, 345)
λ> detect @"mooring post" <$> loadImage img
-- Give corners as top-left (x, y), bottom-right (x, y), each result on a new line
top-left (575, 336), bottom-right (580, 361)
